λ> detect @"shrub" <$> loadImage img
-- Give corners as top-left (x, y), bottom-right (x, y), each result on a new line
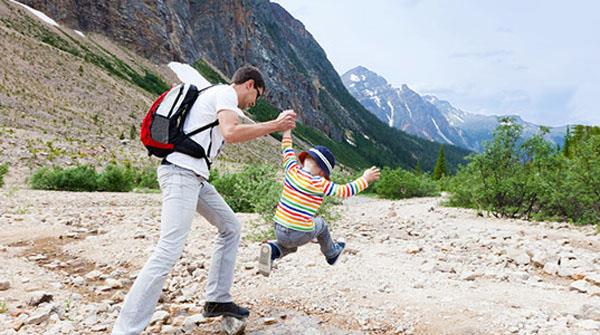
top-left (0, 163), bottom-right (8, 187)
top-left (445, 118), bottom-right (600, 225)
top-left (97, 164), bottom-right (134, 192)
top-left (211, 165), bottom-right (281, 213)
top-left (133, 166), bottom-right (159, 190)
top-left (30, 164), bottom-right (159, 192)
top-left (30, 165), bottom-right (98, 192)
top-left (374, 167), bottom-right (439, 199)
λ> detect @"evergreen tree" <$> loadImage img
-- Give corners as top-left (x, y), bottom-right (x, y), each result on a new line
top-left (563, 126), bottom-right (571, 158)
top-left (433, 145), bottom-right (446, 180)
top-left (414, 162), bottom-right (423, 176)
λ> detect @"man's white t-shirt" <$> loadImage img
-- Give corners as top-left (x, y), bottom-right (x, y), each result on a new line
top-left (166, 85), bottom-right (242, 179)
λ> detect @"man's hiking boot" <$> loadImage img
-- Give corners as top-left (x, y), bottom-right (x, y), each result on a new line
top-left (258, 242), bottom-right (279, 277)
top-left (326, 240), bottom-right (346, 265)
top-left (203, 301), bottom-right (249, 319)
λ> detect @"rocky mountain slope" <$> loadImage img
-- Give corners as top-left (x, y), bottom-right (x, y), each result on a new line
top-left (14, 0), bottom-right (471, 171)
top-left (342, 66), bottom-right (567, 152)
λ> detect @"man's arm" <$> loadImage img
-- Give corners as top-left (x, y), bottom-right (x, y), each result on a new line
top-left (218, 109), bottom-right (296, 143)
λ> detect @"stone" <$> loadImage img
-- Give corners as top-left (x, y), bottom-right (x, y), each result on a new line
top-left (183, 313), bottom-right (206, 332)
top-left (580, 319), bottom-right (600, 330)
top-left (150, 310), bottom-right (170, 325)
top-left (263, 317), bottom-right (277, 325)
top-left (513, 253), bottom-right (530, 266)
top-left (161, 325), bottom-right (180, 334)
top-left (585, 273), bottom-right (600, 286)
top-left (543, 262), bottom-right (559, 275)
top-left (579, 304), bottom-right (600, 322)
top-left (406, 245), bottom-right (422, 254)
top-left (570, 280), bottom-right (590, 293)
top-left (460, 271), bottom-right (479, 281)
top-left (85, 270), bottom-right (103, 281)
top-left (27, 291), bottom-right (53, 306)
top-left (72, 276), bottom-right (85, 287)
top-left (0, 278), bottom-right (11, 290)
top-left (26, 305), bottom-right (53, 325)
top-left (221, 317), bottom-right (246, 335)
top-left (105, 278), bottom-right (122, 289)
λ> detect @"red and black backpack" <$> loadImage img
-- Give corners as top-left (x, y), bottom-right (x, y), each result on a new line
top-left (140, 83), bottom-right (218, 167)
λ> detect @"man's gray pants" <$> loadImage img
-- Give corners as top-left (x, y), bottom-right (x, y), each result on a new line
top-left (112, 164), bottom-right (241, 335)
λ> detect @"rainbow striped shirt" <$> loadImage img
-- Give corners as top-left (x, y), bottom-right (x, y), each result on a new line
top-left (274, 136), bottom-right (369, 231)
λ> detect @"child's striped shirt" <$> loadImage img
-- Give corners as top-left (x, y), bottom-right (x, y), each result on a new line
top-left (274, 136), bottom-right (369, 231)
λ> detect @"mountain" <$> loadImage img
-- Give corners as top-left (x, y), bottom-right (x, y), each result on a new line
top-left (10, 0), bottom-right (471, 172)
top-left (342, 66), bottom-right (469, 148)
top-left (342, 66), bottom-right (567, 152)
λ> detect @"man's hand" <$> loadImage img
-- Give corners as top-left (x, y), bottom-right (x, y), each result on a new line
top-left (362, 166), bottom-right (381, 183)
top-left (275, 109), bottom-right (296, 131)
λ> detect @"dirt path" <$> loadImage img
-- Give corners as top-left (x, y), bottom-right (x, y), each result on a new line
top-left (1, 190), bottom-right (599, 334)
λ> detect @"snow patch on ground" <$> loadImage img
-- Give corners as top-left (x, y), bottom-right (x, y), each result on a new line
top-left (11, 0), bottom-right (59, 27)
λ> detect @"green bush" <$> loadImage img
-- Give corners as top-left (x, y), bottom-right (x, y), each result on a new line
top-left (374, 167), bottom-right (439, 199)
top-left (0, 163), bottom-right (9, 187)
top-left (445, 118), bottom-right (600, 225)
top-left (133, 166), bottom-right (159, 190)
top-left (211, 165), bottom-right (281, 213)
top-left (97, 164), bottom-right (134, 192)
top-left (30, 165), bottom-right (98, 192)
top-left (30, 164), bottom-right (160, 192)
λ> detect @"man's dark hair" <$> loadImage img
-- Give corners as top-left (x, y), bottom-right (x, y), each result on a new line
top-left (232, 65), bottom-right (266, 91)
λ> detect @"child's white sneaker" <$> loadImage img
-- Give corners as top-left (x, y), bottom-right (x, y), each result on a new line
top-left (258, 243), bottom-right (273, 277)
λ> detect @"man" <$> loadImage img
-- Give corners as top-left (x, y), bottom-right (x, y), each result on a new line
top-left (112, 65), bottom-right (296, 334)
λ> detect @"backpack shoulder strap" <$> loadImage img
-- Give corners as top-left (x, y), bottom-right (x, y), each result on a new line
top-left (186, 119), bottom-right (220, 137)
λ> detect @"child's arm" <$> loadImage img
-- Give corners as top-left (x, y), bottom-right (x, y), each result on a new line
top-left (281, 123), bottom-right (297, 172)
top-left (320, 166), bottom-right (380, 198)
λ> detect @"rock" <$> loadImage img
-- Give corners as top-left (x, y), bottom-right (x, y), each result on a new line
top-left (543, 262), bottom-right (559, 275)
top-left (570, 280), bottom-right (590, 293)
top-left (221, 317), bottom-right (246, 335)
top-left (85, 270), bottom-right (103, 281)
top-left (406, 245), bottom-right (422, 254)
top-left (182, 313), bottom-right (207, 332)
top-left (579, 304), bottom-right (600, 321)
top-left (513, 253), bottom-right (530, 266)
top-left (26, 305), bottom-right (53, 325)
top-left (263, 317), bottom-right (277, 325)
top-left (531, 252), bottom-right (547, 267)
top-left (11, 314), bottom-right (28, 331)
top-left (161, 325), bottom-right (180, 334)
top-left (585, 273), bottom-right (600, 286)
top-left (589, 286), bottom-right (600, 297)
top-left (580, 319), bottom-right (600, 330)
top-left (133, 231), bottom-right (146, 239)
top-left (0, 278), bottom-right (11, 290)
top-left (150, 310), bottom-right (170, 325)
top-left (105, 278), bottom-right (123, 289)
top-left (27, 291), bottom-right (53, 306)
top-left (111, 291), bottom-right (125, 303)
top-left (72, 276), bottom-right (85, 287)
top-left (90, 324), bottom-right (108, 332)
top-left (460, 271), bottom-right (479, 281)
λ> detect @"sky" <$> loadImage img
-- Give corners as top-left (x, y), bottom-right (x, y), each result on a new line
top-left (271, 0), bottom-right (600, 127)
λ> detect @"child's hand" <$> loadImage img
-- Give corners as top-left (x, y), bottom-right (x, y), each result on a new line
top-left (362, 166), bottom-right (380, 183)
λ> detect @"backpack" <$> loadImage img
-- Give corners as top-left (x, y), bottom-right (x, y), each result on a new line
top-left (140, 83), bottom-right (219, 167)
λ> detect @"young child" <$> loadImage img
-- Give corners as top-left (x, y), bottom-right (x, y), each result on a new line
top-left (258, 129), bottom-right (380, 276)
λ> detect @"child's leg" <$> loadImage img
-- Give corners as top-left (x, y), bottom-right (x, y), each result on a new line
top-left (273, 223), bottom-right (314, 258)
top-left (312, 217), bottom-right (338, 259)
